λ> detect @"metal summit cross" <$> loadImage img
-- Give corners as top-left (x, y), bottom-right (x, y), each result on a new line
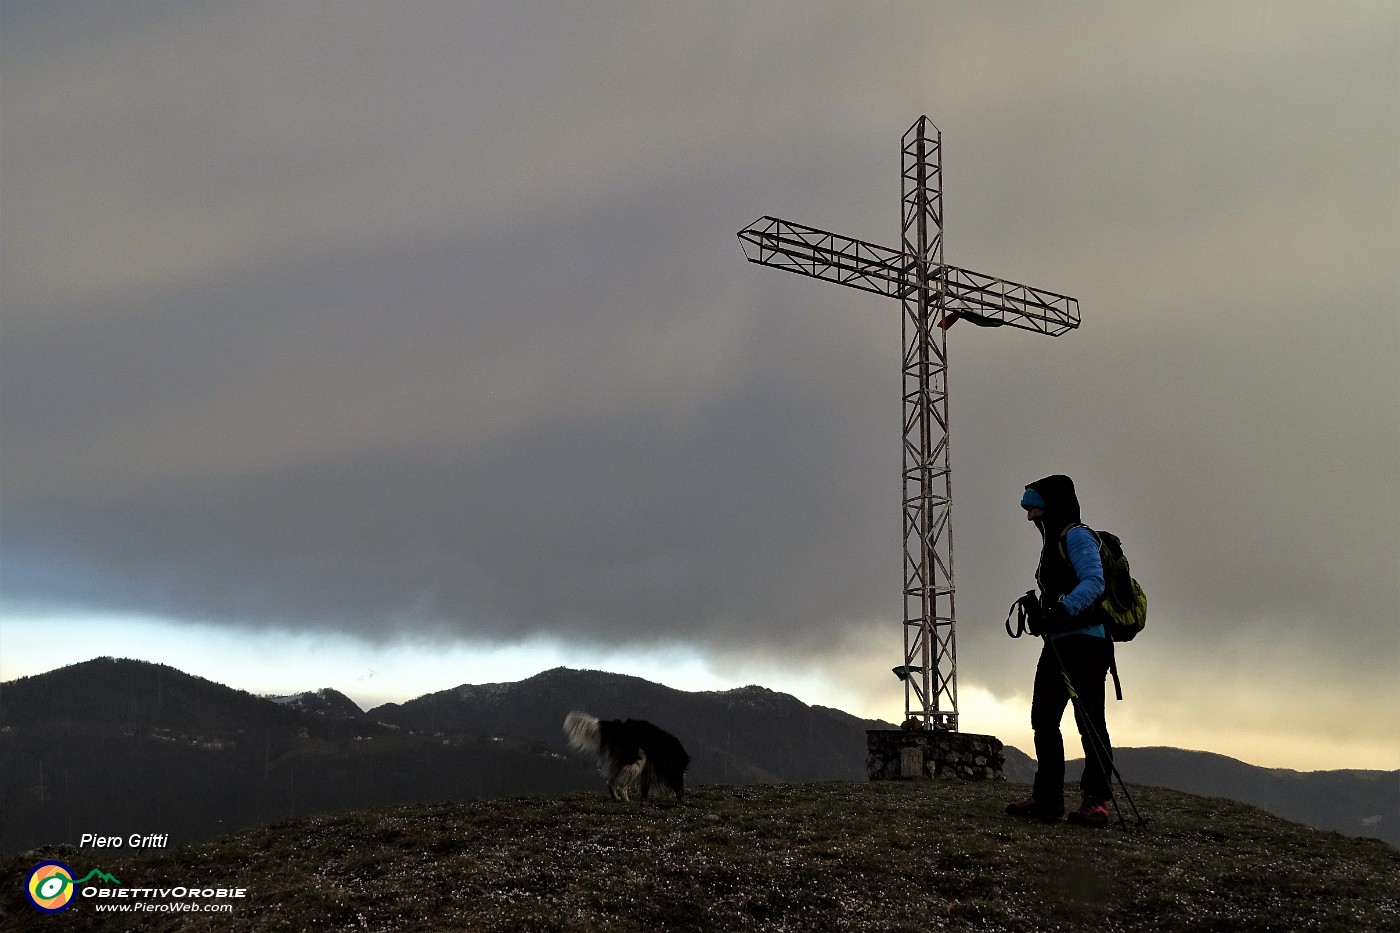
top-left (738, 117), bottom-right (1079, 732)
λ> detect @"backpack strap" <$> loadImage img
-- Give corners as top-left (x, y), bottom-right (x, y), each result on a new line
top-left (1057, 523), bottom-right (1100, 559)
top-left (1062, 526), bottom-right (1124, 698)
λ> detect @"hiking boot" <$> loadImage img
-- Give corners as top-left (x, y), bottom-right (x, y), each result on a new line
top-left (1067, 798), bottom-right (1111, 827)
top-left (1005, 797), bottom-right (1064, 821)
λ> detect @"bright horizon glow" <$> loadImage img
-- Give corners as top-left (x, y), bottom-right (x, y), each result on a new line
top-left (1, 612), bottom-right (1395, 773)
top-left (0, 612), bottom-right (745, 710)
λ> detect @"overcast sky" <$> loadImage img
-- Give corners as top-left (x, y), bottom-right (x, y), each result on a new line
top-left (2, 1), bottom-right (1396, 771)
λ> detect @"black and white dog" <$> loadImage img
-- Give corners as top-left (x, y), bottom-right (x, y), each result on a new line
top-left (563, 710), bottom-right (689, 803)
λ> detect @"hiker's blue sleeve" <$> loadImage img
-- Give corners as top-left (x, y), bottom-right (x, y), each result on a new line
top-left (1060, 526), bottom-right (1106, 617)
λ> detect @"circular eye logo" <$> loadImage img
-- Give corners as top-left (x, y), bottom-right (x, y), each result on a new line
top-left (27, 861), bottom-right (76, 913)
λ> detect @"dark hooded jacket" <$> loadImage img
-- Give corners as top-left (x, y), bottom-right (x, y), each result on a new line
top-left (1025, 474), bottom-right (1084, 608)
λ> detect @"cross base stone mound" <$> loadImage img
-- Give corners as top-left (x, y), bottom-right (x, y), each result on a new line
top-left (866, 730), bottom-right (1005, 781)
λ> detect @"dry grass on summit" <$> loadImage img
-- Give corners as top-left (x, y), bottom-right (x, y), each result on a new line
top-left (4, 780), bottom-right (1398, 932)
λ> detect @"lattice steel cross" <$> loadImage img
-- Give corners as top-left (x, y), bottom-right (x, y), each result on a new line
top-left (737, 117), bottom-right (1079, 731)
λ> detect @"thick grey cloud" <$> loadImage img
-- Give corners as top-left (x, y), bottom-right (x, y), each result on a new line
top-left (3, 2), bottom-right (1397, 719)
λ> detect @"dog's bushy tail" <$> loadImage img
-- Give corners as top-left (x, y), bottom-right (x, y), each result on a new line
top-left (563, 710), bottom-right (601, 755)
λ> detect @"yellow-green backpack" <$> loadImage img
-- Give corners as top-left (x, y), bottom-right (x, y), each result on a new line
top-left (1061, 526), bottom-right (1147, 642)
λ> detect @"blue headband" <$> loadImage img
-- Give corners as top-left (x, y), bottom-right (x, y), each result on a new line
top-left (1020, 489), bottom-right (1045, 510)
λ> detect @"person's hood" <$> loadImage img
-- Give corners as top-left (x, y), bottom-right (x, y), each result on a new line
top-left (1025, 474), bottom-right (1081, 540)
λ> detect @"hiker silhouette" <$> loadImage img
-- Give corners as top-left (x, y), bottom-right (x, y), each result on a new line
top-left (1006, 474), bottom-right (1115, 827)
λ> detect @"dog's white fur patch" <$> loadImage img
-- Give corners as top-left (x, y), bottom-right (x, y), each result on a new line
top-left (563, 710), bottom-right (600, 753)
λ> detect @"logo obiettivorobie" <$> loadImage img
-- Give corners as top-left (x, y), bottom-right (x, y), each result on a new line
top-left (26, 861), bottom-right (121, 913)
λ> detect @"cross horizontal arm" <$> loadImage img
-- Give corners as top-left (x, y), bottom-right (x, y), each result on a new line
top-left (737, 216), bottom-right (1080, 336)
top-left (943, 267), bottom-right (1080, 336)
top-left (738, 216), bottom-right (913, 300)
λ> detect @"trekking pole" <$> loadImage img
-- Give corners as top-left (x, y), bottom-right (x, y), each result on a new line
top-left (1047, 637), bottom-right (1151, 830)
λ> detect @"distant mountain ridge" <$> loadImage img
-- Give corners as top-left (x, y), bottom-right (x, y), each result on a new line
top-left (0, 658), bottom-right (592, 853)
top-left (1, 657), bottom-right (1395, 855)
top-left (1067, 747), bottom-right (1398, 847)
top-left (369, 666), bottom-right (892, 784)
top-left (265, 687), bottom-right (369, 720)
top-left (3, 656), bottom-right (316, 735)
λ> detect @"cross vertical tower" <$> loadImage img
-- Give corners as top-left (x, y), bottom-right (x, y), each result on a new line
top-left (900, 118), bottom-right (956, 730)
top-left (738, 117), bottom-right (1079, 731)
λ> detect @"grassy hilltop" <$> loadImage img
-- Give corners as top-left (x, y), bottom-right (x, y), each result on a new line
top-left (4, 780), bottom-right (1398, 932)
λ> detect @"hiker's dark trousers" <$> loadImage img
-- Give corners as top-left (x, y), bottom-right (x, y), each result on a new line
top-left (1032, 634), bottom-right (1114, 805)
